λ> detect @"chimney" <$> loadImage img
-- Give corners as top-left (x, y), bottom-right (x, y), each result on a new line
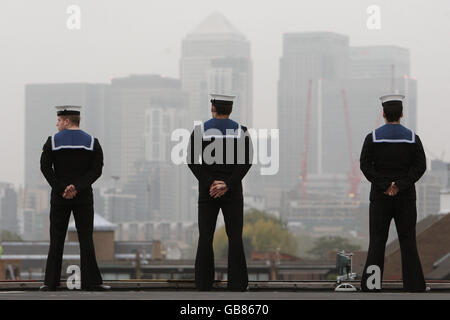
top-left (151, 240), bottom-right (163, 260)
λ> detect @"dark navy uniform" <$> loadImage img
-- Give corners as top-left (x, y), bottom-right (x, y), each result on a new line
top-left (359, 123), bottom-right (426, 292)
top-left (40, 129), bottom-right (104, 289)
top-left (187, 118), bottom-right (253, 291)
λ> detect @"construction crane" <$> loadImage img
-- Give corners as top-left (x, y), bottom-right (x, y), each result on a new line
top-left (300, 79), bottom-right (313, 199)
top-left (341, 89), bottom-right (361, 198)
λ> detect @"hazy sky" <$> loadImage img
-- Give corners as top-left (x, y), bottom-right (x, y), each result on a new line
top-left (1, 0), bottom-right (449, 185)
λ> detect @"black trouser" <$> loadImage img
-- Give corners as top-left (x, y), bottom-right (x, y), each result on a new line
top-left (195, 197), bottom-right (248, 291)
top-left (44, 203), bottom-right (103, 289)
top-left (360, 197), bottom-right (425, 292)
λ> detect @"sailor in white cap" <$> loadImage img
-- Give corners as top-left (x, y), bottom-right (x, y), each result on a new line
top-left (39, 105), bottom-right (110, 291)
top-left (359, 94), bottom-right (427, 292)
top-left (187, 94), bottom-right (253, 291)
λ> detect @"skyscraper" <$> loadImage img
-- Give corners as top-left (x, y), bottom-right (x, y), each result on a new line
top-left (277, 32), bottom-right (350, 190)
top-left (348, 46), bottom-right (416, 130)
top-left (350, 46), bottom-right (410, 79)
top-left (107, 74), bottom-right (184, 185)
top-left (277, 34), bottom-right (418, 189)
top-left (180, 12), bottom-right (253, 127)
top-left (276, 36), bottom-right (419, 233)
top-left (107, 74), bottom-right (193, 222)
top-left (123, 105), bottom-right (190, 222)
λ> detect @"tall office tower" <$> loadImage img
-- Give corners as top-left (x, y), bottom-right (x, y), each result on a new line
top-left (0, 183), bottom-right (18, 235)
top-left (180, 12), bottom-right (252, 127)
top-left (107, 74), bottom-right (194, 222)
top-left (348, 46), bottom-right (417, 130)
top-left (24, 83), bottom-right (108, 188)
top-left (123, 106), bottom-right (191, 222)
top-left (277, 32), bottom-right (350, 190)
top-left (350, 46), bottom-right (410, 79)
top-left (107, 74), bottom-right (185, 186)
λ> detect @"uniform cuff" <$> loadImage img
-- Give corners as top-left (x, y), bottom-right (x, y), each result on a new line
top-left (223, 179), bottom-right (231, 191)
top-left (376, 180), bottom-right (391, 193)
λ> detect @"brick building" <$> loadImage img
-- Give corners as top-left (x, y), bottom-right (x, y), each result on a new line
top-left (383, 213), bottom-right (450, 280)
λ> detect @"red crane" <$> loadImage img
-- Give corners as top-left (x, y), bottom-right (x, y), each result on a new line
top-left (341, 89), bottom-right (361, 198)
top-left (300, 79), bottom-right (313, 199)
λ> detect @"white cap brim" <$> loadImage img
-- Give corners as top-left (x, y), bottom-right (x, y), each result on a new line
top-left (209, 94), bottom-right (236, 102)
top-left (55, 105), bottom-right (82, 112)
top-left (379, 94), bottom-right (405, 104)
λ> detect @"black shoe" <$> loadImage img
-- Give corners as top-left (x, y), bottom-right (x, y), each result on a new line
top-left (360, 288), bottom-right (381, 293)
top-left (404, 286), bottom-right (430, 293)
top-left (228, 285), bottom-right (249, 292)
top-left (84, 284), bottom-right (111, 291)
top-left (39, 285), bottom-right (57, 292)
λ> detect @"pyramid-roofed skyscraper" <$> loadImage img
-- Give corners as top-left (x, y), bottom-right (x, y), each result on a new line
top-left (180, 12), bottom-right (253, 127)
top-left (189, 11), bottom-right (244, 38)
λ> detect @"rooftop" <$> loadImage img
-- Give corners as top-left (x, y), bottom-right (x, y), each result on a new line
top-left (68, 213), bottom-right (116, 232)
top-left (190, 12), bottom-right (242, 36)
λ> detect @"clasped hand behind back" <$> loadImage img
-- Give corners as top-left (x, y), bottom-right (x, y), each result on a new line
top-left (209, 180), bottom-right (228, 198)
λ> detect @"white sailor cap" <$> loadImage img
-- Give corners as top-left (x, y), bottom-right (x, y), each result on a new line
top-left (55, 105), bottom-right (82, 116)
top-left (210, 94), bottom-right (236, 106)
top-left (379, 94), bottom-right (405, 106)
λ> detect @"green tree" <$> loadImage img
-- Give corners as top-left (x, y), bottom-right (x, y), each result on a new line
top-left (307, 236), bottom-right (361, 260)
top-left (0, 230), bottom-right (22, 241)
top-left (213, 209), bottom-right (298, 259)
top-left (243, 209), bottom-right (282, 226)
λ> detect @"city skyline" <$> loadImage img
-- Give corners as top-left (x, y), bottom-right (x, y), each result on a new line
top-left (2, 1), bottom-right (450, 186)
top-left (2, 2), bottom-right (450, 294)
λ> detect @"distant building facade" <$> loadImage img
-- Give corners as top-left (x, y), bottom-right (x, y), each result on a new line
top-left (107, 74), bottom-right (184, 186)
top-left (275, 35), bottom-right (420, 235)
top-left (0, 183), bottom-right (18, 236)
top-left (277, 32), bottom-right (350, 190)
